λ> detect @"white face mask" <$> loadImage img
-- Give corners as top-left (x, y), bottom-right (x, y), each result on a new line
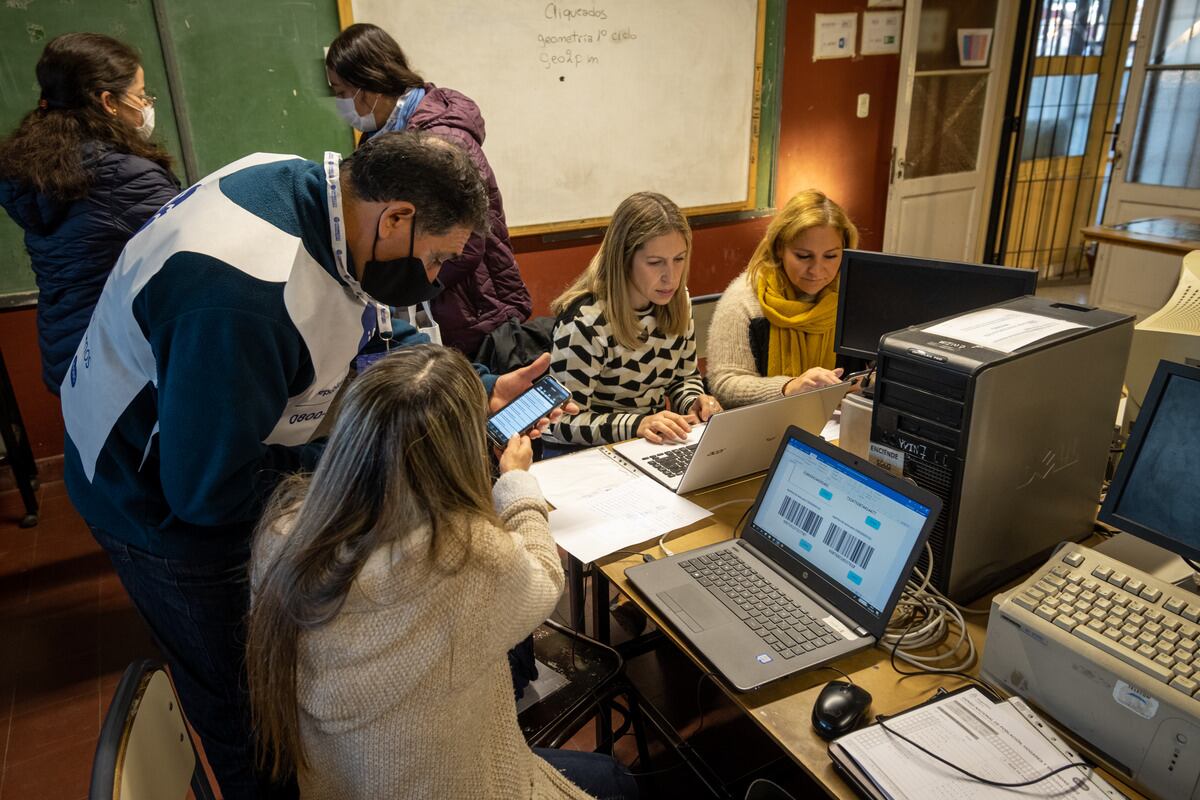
top-left (121, 97), bottom-right (155, 140)
top-left (335, 89), bottom-right (379, 133)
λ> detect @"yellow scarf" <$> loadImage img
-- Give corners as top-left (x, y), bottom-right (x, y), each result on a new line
top-left (756, 268), bottom-right (838, 377)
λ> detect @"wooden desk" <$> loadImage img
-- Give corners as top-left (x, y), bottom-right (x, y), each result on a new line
top-left (597, 475), bottom-right (1145, 799)
top-left (1081, 215), bottom-right (1200, 258)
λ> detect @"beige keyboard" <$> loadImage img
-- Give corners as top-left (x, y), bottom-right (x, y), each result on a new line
top-left (1010, 550), bottom-right (1200, 696)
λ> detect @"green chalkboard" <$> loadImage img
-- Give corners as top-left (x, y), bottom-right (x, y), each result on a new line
top-left (155, 0), bottom-right (353, 178)
top-left (0, 0), bottom-right (354, 306)
top-left (0, 0), bottom-right (186, 305)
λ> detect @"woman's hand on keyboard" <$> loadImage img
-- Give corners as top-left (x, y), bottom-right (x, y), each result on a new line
top-left (637, 411), bottom-right (692, 444)
top-left (784, 367), bottom-right (844, 396)
top-left (686, 394), bottom-right (723, 423)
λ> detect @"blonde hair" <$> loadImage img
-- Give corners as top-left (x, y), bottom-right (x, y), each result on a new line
top-left (246, 345), bottom-right (496, 779)
top-left (552, 192), bottom-right (692, 350)
top-left (747, 189), bottom-right (859, 290)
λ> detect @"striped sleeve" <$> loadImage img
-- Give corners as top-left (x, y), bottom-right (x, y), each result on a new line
top-left (546, 311), bottom-right (646, 445)
top-left (665, 318), bottom-right (705, 414)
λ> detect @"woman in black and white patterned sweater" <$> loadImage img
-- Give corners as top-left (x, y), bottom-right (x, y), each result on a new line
top-left (545, 192), bottom-right (722, 449)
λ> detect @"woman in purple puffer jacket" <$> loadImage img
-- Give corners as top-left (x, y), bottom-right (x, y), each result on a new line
top-left (326, 23), bottom-right (532, 358)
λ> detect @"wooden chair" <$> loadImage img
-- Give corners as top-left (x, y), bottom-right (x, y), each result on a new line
top-left (90, 659), bottom-right (216, 800)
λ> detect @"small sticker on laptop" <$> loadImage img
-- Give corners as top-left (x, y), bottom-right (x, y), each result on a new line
top-left (823, 616), bottom-right (860, 641)
top-left (868, 442), bottom-right (904, 476)
top-left (1113, 680), bottom-right (1159, 719)
top-left (756, 653), bottom-right (773, 664)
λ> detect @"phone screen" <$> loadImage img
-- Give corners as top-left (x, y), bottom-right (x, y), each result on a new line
top-left (487, 377), bottom-right (571, 444)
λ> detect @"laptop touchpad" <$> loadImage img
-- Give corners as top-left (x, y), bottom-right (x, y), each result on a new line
top-left (660, 585), bottom-right (729, 632)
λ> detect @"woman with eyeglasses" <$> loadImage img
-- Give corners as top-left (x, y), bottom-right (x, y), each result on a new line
top-left (0, 32), bottom-right (180, 395)
top-left (325, 23), bottom-right (531, 359)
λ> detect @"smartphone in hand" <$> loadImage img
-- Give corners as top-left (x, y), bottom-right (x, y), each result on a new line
top-left (486, 375), bottom-right (572, 449)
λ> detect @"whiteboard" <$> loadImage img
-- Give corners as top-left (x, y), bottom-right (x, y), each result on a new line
top-left (345, 0), bottom-right (763, 232)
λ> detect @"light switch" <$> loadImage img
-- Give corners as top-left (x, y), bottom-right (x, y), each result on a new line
top-left (857, 93), bottom-right (870, 118)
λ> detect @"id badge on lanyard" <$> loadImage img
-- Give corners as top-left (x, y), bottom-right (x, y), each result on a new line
top-left (404, 301), bottom-right (442, 346)
top-left (323, 151), bottom-right (395, 350)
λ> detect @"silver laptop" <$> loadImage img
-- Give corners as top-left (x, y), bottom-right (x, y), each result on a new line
top-left (611, 380), bottom-right (855, 494)
top-left (625, 427), bottom-right (941, 691)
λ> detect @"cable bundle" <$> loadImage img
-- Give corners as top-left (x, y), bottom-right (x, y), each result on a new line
top-left (880, 542), bottom-right (987, 673)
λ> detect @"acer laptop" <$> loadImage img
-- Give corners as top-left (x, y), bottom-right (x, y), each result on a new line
top-left (625, 427), bottom-right (940, 691)
top-left (611, 380), bottom-right (855, 494)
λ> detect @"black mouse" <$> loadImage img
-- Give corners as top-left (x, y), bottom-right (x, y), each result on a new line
top-left (812, 680), bottom-right (872, 740)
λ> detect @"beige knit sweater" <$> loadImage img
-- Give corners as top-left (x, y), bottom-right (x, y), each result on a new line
top-left (706, 271), bottom-right (793, 408)
top-left (254, 471), bottom-right (594, 800)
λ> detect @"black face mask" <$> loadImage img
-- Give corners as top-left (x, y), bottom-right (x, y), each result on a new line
top-left (357, 209), bottom-right (443, 306)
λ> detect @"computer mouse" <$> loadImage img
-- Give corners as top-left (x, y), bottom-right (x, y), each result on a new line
top-left (811, 680), bottom-right (872, 740)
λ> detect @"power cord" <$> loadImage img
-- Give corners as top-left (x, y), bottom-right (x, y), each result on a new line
top-left (878, 542), bottom-right (979, 673)
top-left (658, 497), bottom-right (754, 556)
top-left (609, 549), bottom-right (656, 562)
top-left (887, 615), bottom-right (992, 691)
top-left (876, 717), bottom-right (1093, 788)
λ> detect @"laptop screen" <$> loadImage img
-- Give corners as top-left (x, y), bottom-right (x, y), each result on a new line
top-left (748, 436), bottom-right (932, 619)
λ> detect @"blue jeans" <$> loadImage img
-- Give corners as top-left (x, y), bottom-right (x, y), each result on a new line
top-left (92, 527), bottom-right (294, 800)
top-left (535, 747), bottom-right (640, 799)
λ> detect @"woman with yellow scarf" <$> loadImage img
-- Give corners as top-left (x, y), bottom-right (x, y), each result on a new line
top-left (707, 189), bottom-right (860, 408)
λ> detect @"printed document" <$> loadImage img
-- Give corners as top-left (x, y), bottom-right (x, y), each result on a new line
top-left (924, 308), bottom-right (1085, 353)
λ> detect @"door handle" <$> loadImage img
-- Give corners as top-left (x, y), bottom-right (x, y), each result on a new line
top-left (890, 148), bottom-right (912, 184)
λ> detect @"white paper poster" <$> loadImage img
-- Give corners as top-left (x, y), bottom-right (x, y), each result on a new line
top-left (867, 0), bottom-right (903, 7)
top-left (814, 13), bottom-right (857, 61)
top-left (958, 27), bottom-right (994, 66)
top-left (862, 11), bottom-right (902, 55)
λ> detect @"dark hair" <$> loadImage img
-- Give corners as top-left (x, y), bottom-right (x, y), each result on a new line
top-left (0, 32), bottom-right (172, 201)
top-left (341, 130), bottom-right (488, 236)
top-left (247, 344), bottom-right (497, 778)
top-left (326, 23), bottom-right (424, 96)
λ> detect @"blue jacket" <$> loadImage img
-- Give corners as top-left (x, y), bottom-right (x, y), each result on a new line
top-left (60, 153), bottom-right (489, 559)
top-left (0, 144), bottom-right (181, 394)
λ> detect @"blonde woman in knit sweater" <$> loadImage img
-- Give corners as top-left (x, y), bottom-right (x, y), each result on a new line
top-left (707, 189), bottom-right (860, 408)
top-left (546, 192), bottom-right (722, 449)
top-left (246, 346), bottom-right (636, 800)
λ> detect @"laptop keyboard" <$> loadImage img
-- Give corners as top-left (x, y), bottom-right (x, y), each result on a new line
top-left (679, 549), bottom-right (840, 660)
top-left (644, 443), bottom-right (699, 478)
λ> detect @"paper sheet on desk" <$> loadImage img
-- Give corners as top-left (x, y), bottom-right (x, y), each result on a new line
top-left (832, 688), bottom-right (1122, 800)
top-left (924, 308), bottom-right (1085, 353)
top-left (548, 477), bottom-right (710, 563)
top-left (528, 447), bottom-right (639, 508)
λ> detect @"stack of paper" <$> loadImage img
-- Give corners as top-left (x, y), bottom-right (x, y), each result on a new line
top-left (529, 448), bottom-right (710, 563)
top-left (830, 688), bottom-right (1122, 799)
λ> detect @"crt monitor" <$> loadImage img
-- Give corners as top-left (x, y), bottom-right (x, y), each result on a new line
top-left (1098, 359), bottom-right (1200, 562)
top-left (834, 251), bottom-right (1039, 360)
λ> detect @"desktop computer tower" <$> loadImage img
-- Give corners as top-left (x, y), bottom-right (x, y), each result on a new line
top-left (868, 296), bottom-right (1133, 602)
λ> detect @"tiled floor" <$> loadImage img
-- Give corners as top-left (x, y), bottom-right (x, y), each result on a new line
top-left (0, 482), bottom-right (158, 800)
top-left (1, 483), bottom-right (818, 799)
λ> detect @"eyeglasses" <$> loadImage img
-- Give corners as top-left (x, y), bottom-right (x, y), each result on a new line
top-left (129, 92), bottom-right (157, 107)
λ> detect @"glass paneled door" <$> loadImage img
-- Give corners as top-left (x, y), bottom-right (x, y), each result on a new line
top-left (1091, 0), bottom-right (1200, 317)
top-left (884, 0), bottom-right (1016, 261)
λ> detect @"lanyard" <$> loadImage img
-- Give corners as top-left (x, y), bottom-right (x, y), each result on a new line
top-left (404, 302), bottom-right (443, 346)
top-left (323, 151), bottom-right (392, 341)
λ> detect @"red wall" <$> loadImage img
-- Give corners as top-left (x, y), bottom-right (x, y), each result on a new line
top-left (2, 0), bottom-right (899, 462)
top-left (774, 1), bottom-right (900, 251)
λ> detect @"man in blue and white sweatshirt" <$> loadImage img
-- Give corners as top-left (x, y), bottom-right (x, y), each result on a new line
top-left (60, 131), bottom-right (555, 798)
